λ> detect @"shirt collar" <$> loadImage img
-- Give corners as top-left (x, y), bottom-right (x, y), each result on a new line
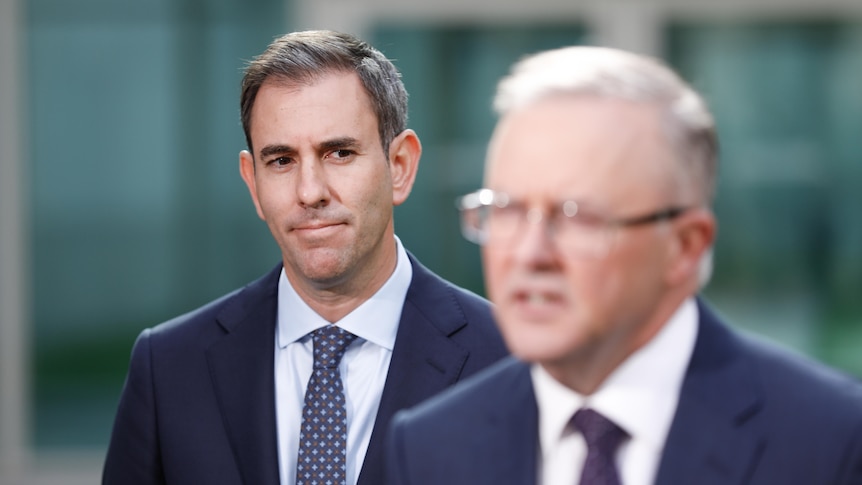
top-left (532, 297), bottom-right (698, 456)
top-left (276, 236), bottom-right (413, 351)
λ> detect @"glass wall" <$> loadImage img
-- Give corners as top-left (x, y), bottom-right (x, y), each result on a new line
top-left (669, 22), bottom-right (862, 375)
top-left (28, 0), bottom-right (286, 449)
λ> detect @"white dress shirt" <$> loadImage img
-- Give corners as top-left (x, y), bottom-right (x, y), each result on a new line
top-left (275, 237), bottom-right (412, 485)
top-left (532, 297), bottom-right (698, 485)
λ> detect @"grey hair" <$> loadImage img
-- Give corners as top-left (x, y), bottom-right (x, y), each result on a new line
top-left (240, 30), bottom-right (408, 156)
top-left (494, 46), bottom-right (718, 203)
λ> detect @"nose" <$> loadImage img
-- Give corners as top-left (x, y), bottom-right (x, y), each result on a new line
top-left (512, 208), bottom-right (558, 269)
top-left (296, 160), bottom-right (330, 208)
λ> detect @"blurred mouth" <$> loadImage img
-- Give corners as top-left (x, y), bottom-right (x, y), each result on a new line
top-left (508, 287), bottom-right (566, 320)
top-left (513, 290), bottom-right (563, 305)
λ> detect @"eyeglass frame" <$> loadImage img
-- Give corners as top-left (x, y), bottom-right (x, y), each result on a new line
top-left (456, 188), bottom-right (691, 257)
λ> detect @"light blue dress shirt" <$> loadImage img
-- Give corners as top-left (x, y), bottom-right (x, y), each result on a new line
top-left (274, 237), bottom-right (412, 485)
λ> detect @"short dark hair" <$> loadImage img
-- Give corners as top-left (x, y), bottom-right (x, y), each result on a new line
top-left (240, 30), bottom-right (409, 156)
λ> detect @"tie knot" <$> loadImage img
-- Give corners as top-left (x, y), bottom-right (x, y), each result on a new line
top-left (571, 408), bottom-right (628, 453)
top-left (311, 326), bottom-right (357, 369)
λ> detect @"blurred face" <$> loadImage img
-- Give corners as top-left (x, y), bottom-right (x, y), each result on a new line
top-left (483, 96), bottom-right (692, 389)
top-left (240, 72), bottom-right (419, 301)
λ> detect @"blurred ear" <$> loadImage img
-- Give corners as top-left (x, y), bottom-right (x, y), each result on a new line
top-left (239, 150), bottom-right (265, 220)
top-left (665, 208), bottom-right (716, 287)
top-left (388, 129), bottom-right (422, 206)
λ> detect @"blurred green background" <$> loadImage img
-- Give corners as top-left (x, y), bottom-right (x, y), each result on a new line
top-left (9, 0), bottom-right (862, 472)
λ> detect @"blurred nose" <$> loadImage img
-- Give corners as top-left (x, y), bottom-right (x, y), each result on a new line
top-left (512, 208), bottom-right (557, 269)
top-left (296, 160), bottom-right (330, 208)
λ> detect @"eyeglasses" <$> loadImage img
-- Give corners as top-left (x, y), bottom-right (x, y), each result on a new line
top-left (457, 188), bottom-right (690, 258)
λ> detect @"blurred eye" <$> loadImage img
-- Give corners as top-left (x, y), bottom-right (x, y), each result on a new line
top-left (559, 208), bottom-right (604, 228)
top-left (490, 202), bottom-right (523, 220)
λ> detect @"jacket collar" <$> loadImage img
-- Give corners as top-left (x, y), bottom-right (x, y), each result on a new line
top-left (357, 253), bottom-right (478, 485)
top-left (654, 299), bottom-right (765, 485)
top-left (206, 264), bottom-right (282, 485)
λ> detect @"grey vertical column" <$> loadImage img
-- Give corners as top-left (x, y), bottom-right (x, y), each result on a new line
top-left (585, 1), bottom-right (664, 56)
top-left (169, 0), bottom-right (213, 306)
top-left (0, 0), bottom-right (32, 481)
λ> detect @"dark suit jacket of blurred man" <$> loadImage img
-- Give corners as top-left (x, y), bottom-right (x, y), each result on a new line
top-left (103, 253), bottom-right (508, 485)
top-left (388, 299), bottom-right (862, 485)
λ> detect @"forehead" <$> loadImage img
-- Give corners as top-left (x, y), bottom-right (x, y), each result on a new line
top-left (485, 96), bottom-right (675, 206)
top-left (249, 71), bottom-right (378, 148)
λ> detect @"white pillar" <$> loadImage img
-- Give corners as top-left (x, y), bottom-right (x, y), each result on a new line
top-left (585, 1), bottom-right (665, 57)
top-left (0, 0), bottom-right (31, 482)
top-left (292, 0), bottom-right (374, 39)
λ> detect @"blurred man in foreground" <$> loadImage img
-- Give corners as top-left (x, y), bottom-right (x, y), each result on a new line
top-left (388, 45), bottom-right (862, 485)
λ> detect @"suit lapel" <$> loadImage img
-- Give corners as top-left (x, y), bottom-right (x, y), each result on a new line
top-left (358, 255), bottom-right (475, 485)
top-left (655, 299), bottom-right (765, 485)
top-left (484, 360), bottom-right (540, 485)
top-left (206, 266), bottom-right (282, 485)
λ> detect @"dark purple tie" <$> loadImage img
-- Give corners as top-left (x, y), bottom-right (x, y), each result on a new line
top-left (572, 408), bottom-right (628, 485)
top-left (295, 326), bottom-right (357, 485)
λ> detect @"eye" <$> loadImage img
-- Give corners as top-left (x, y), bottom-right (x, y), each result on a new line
top-left (558, 208), bottom-right (604, 228)
top-left (489, 202), bottom-right (524, 222)
top-left (328, 149), bottom-right (356, 161)
top-left (267, 156), bottom-right (294, 167)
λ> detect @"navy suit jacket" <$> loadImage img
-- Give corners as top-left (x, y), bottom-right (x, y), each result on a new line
top-left (102, 253), bottom-right (508, 485)
top-left (388, 299), bottom-right (862, 485)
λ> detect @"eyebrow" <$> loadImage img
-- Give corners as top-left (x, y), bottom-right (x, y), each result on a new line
top-left (258, 144), bottom-right (296, 160)
top-left (318, 137), bottom-right (361, 152)
top-left (257, 137), bottom-right (361, 161)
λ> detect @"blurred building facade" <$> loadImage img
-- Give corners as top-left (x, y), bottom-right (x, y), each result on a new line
top-left (1, 0), bottom-right (861, 482)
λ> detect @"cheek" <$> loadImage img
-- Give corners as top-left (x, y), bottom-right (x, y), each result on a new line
top-left (481, 246), bottom-right (508, 302)
top-left (255, 181), bottom-right (289, 217)
top-left (354, 183), bottom-right (392, 225)
top-left (588, 247), bottom-right (664, 320)
top-left (564, 260), bottom-right (623, 319)
top-left (342, 163), bottom-right (391, 205)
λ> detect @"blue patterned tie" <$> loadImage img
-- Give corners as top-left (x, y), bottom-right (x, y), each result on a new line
top-left (295, 326), bottom-right (358, 485)
top-left (572, 408), bottom-right (628, 485)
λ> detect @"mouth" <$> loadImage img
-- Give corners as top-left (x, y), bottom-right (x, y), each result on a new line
top-left (293, 221), bottom-right (346, 237)
top-left (296, 221), bottom-right (340, 230)
top-left (508, 286), bottom-right (566, 320)
top-left (514, 289), bottom-right (563, 305)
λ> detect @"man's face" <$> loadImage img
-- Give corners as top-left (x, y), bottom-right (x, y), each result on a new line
top-left (483, 96), bottom-right (685, 384)
top-left (240, 71), bottom-right (416, 295)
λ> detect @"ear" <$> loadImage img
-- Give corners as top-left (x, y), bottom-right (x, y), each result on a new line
top-left (239, 150), bottom-right (266, 220)
top-left (665, 208), bottom-right (717, 287)
top-left (388, 129), bottom-right (422, 206)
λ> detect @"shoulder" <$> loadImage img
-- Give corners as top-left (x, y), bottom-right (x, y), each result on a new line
top-left (405, 251), bottom-right (492, 314)
top-left (739, 327), bottom-right (862, 419)
top-left (394, 357), bottom-right (530, 431)
top-left (697, 299), bottom-right (862, 433)
top-left (731, 322), bottom-right (862, 481)
top-left (404, 252), bottom-right (499, 332)
top-left (387, 358), bottom-right (535, 484)
top-left (403, 252), bottom-right (507, 360)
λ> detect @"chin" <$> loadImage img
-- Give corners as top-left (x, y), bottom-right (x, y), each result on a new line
top-left (290, 255), bottom-right (350, 285)
top-left (305, 263), bottom-right (351, 285)
top-left (512, 345), bottom-right (573, 365)
top-left (501, 325), bottom-right (575, 365)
